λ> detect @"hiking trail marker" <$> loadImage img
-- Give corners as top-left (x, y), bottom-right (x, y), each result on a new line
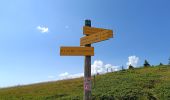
top-left (60, 20), bottom-right (113, 100)
top-left (60, 46), bottom-right (94, 56)
top-left (80, 29), bottom-right (113, 46)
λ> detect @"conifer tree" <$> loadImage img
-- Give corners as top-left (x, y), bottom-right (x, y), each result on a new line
top-left (129, 64), bottom-right (134, 69)
top-left (144, 60), bottom-right (150, 67)
top-left (159, 62), bottom-right (163, 66)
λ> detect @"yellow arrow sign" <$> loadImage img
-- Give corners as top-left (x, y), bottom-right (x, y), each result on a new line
top-left (60, 47), bottom-right (94, 56)
top-left (80, 30), bottom-right (113, 46)
top-left (83, 26), bottom-right (110, 35)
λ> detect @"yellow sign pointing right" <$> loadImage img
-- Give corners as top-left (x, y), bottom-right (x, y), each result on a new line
top-left (80, 30), bottom-right (113, 46)
top-left (83, 26), bottom-right (109, 35)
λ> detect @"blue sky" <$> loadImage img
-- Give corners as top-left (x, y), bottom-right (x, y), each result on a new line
top-left (0, 0), bottom-right (170, 87)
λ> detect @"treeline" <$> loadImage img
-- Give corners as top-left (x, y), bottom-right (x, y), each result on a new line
top-left (128, 57), bottom-right (170, 69)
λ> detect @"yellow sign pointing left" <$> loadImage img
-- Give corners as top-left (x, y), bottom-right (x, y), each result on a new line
top-left (60, 47), bottom-right (94, 56)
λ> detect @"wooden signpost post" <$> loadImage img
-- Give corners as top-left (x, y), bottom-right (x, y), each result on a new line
top-left (60, 20), bottom-right (113, 100)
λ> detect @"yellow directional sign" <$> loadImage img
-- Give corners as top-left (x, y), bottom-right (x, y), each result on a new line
top-left (60, 47), bottom-right (94, 56)
top-left (83, 26), bottom-right (109, 35)
top-left (80, 30), bottom-right (113, 46)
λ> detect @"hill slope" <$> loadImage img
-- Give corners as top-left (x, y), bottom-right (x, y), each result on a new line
top-left (0, 65), bottom-right (170, 100)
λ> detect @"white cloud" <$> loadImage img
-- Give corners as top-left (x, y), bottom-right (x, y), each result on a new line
top-left (59, 72), bottom-right (83, 79)
top-left (59, 60), bottom-right (120, 80)
top-left (47, 75), bottom-right (56, 81)
top-left (58, 56), bottom-right (140, 80)
top-left (59, 72), bottom-right (69, 77)
top-left (37, 26), bottom-right (49, 33)
top-left (91, 60), bottom-right (119, 75)
top-left (68, 73), bottom-right (84, 78)
top-left (91, 60), bottom-right (104, 74)
top-left (126, 56), bottom-right (139, 68)
top-left (57, 56), bottom-right (140, 80)
top-left (48, 75), bottom-right (55, 79)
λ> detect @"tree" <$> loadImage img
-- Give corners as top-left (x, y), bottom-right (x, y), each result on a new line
top-left (111, 68), bottom-right (113, 72)
top-left (129, 64), bottom-right (134, 69)
top-left (144, 60), bottom-right (150, 67)
top-left (159, 62), bottom-right (163, 66)
top-left (169, 57), bottom-right (170, 65)
top-left (121, 65), bottom-right (125, 71)
top-left (107, 68), bottom-right (109, 73)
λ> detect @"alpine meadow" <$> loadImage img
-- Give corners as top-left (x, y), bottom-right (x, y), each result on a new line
top-left (0, 65), bottom-right (170, 99)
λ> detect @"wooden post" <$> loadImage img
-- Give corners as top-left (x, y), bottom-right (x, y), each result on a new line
top-left (84, 19), bottom-right (92, 100)
top-left (60, 20), bottom-right (113, 100)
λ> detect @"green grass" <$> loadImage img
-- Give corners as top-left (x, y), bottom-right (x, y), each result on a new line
top-left (0, 65), bottom-right (170, 100)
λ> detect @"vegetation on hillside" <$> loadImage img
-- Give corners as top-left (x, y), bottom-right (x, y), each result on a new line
top-left (0, 65), bottom-right (170, 100)
top-left (128, 64), bottom-right (134, 69)
top-left (143, 60), bottom-right (151, 67)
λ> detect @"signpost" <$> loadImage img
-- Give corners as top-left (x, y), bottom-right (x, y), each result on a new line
top-left (84, 20), bottom-right (92, 100)
top-left (60, 47), bottom-right (94, 56)
top-left (80, 29), bottom-right (113, 46)
top-left (83, 26), bottom-right (108, 35)
top-left (60, 20), bottom-right (113, 100)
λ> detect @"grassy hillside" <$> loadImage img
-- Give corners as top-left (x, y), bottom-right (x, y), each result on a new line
top-left (0, 65), bottom-right (170, 100)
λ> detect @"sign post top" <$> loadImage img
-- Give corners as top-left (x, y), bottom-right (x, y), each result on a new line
top-left (85, 20), bottom-right (91, 27)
